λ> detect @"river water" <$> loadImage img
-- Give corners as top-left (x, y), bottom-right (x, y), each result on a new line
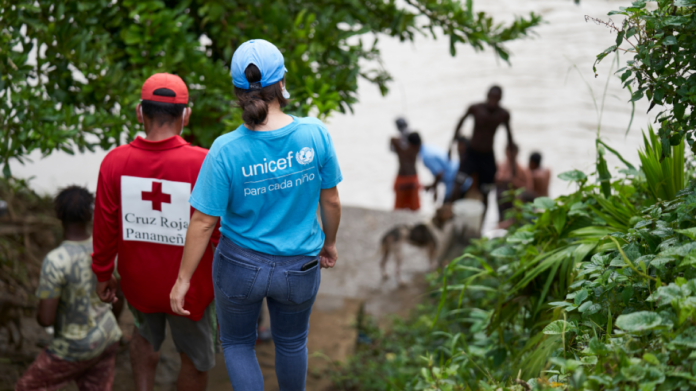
top-left (11, 0), bottom-right (652, 231)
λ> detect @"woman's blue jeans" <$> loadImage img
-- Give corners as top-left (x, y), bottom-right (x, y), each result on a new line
top-left (213, 236), bottom-right (321, 391)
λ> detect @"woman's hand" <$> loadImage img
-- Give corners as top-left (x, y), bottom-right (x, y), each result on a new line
top-left (170, 210), bottom-right (218, 317)
top-left (319, 243), bottom-right (338, 269)
top-left (319, 187), bottom-right (340, 269)
top-left (170, 278), bottom-right (191, 316)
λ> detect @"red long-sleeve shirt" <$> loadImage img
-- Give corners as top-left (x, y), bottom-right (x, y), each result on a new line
top-left (92, 135), bottom-right (219, 321)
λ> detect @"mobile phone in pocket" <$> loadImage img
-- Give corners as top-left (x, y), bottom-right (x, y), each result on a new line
top-left (300, 259), bottom-right (319, 271)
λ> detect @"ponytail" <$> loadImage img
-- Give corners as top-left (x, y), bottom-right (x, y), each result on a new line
top-left (234, 64), bottom-right (288, 129)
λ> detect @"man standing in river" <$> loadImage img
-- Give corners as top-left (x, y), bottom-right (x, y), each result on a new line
top-left (450, 86), bottom-right (514, 217)
top-left (392, 132), bottom-right (422, 211)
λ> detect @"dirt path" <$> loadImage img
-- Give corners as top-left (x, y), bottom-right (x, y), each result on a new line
top-left (1, 206), bottom-right (436, 390)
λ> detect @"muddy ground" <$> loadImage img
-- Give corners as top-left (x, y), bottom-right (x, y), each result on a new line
top-left (1, 206), bottom-right (460, 390)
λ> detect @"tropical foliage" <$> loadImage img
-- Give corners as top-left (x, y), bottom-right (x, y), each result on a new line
top-left (330, 131), bottom-right (696, 390)
top-left (593, 0), bottom-right (696, 157)
top-left (0, 0), bottom-right (541, 177)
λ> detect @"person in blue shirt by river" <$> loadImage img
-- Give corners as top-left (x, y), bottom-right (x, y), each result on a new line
top-left (422, 136), bottom-right (473, 203)
top-left (168, 39), bottom-right (342, 391)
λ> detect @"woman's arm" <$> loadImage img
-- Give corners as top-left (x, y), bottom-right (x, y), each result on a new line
top-left (318, 187), bottom-right (341, 268)
top-left (170, 210), bottom-right (219, 316)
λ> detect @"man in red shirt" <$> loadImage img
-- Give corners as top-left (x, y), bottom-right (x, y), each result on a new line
top-left (92, 73), bottom-right (218, 391)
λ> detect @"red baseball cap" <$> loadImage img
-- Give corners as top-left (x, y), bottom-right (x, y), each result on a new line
top-left (141, 73), bottom-right (189, 104)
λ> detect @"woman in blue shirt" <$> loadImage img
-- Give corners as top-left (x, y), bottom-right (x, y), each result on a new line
top-left (169, 39), bottom-right (342, 390)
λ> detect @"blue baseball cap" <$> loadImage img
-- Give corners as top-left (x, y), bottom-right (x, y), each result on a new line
top-left (231, 39), bottom-right (287, 90)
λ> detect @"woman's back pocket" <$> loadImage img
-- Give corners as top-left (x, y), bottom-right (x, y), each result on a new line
top-left (285, 263), bottom-right (320, 304)
top-left (215, 253), bottom-right (260, 299)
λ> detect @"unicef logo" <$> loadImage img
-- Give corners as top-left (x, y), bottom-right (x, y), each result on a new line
top-left (296, 147), bottom-right (315, 165)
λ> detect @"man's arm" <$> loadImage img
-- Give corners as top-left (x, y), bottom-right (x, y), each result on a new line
top-left (112, 280), bottom-right (125, 320)
top-left (426, 173), bottom-right (443, 190)
top-left (36, 298), bottom-right (59, 327)
top-left (503, 111), bottom-right (514, 146)
top-left (453, 107), bottom-right (472, 141)
top-left (318, 187), bottom-right (341, 269)
top-left (390, 137), bottom-right (404, 153)
top-left (511, 166), bottom-right (532, 190)
top-left (425, 173), bottom-right (443, 202)
top-left (450, 108), bottom-right (472, 158)
top-left (92, 161), bottom-right (120, 300)
top-left (540, 169), bottom-right (551, 196)
top-left (170, 210), bottom-right (219, 316)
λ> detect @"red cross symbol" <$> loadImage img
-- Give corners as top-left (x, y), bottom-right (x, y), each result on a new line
top-left (141, 182), bottom-right (171, 211)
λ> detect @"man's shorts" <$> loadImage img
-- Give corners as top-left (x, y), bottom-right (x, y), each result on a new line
top-left (129, 303), bottom-right (218, 372)
top-left (460, 150), bottom-right (497, 188)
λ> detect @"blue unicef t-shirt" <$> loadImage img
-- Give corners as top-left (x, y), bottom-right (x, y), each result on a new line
top-left (190, 116), bottom-right (342, 256)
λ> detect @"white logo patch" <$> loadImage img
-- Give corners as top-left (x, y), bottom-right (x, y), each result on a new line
top-left (296, 147), bottom-right (315, 165)
top-left (121, 176), bottom-right (191, 246)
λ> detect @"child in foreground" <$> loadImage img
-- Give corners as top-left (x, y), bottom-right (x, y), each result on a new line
top-left (16, 186), bottom-right (122, 391)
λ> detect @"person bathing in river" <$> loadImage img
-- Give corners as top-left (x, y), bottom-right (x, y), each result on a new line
top-left (392, 132), bottom-right (422, 210)
top-left (496, 144), bottom-right (533, 225)
top-left (528, 152), bottom-right (551, 197)
top-left (169, 39), bottom-right (342, 391)
top-left (450, 86), bottom-right (514, 218)
top-left (16, 186), bottom-right (123, 391)
top-left (421, 142), bottom-right (459, 203)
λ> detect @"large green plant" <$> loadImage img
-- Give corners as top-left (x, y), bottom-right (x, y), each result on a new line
top-left (0, 0), bottom-right (541, 177)
top-left (332, 159), bottom-right (696, 390)
top-left (639, 125), bottom-right (686, 201)
top-left (593, 0), bottom-right (696, 157)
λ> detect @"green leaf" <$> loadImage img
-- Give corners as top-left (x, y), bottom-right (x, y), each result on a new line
top-left (663, 36), bottom-right (677, 46)
top-left (664, 16), bottom-right (690, 26)
top-left (558, 170), bottom-right (587, 181)
top-left (672, 328), bottom-right (696, 348)
top-left (615, 311), bottom-right (662, 332)
top-left (643, 353), bottom-right (660, 365)
top-left (630, 89), bottom-right (644, 102)
top-left (430, 270), bottom-right (449, 330)
top-left (533, 197), bottom-right (555, 210)
top-left (581, 356), bottom-right (598, 365)
top-left (675, 227), bottom-right (696, 239)
top-left (490, 246), bottom-right (516, 259)
top-left (543, 320), bottom-right (575, 335)
top-left (621, 365), bottom-right (646, 381)
top-left (578, 301), bottom-right (593, 312)
top-left (506, 230), bottom-right (534, 245)
top-left (616, 30), bottom-right (625, 47)
top-left (574, 288), bottom-right (589, 305)
top-left (552, 210), bottom-right (566, 234)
